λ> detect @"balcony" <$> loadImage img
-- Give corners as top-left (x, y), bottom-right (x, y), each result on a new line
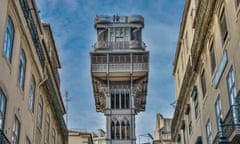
top-left (0, 130), bottom-right (10, 144)
top-left (91, 63), bottom-right (148, 73)
top-left (20, 0), bottom-right (45, 68)
top-left (221, 104), bottom-right (240, 143)
top-left (94, 15), bottom-right (144, 27)
top-left (93, 41), bottom-right (146, 50)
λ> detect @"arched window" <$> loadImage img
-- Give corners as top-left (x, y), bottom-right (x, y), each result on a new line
top-left (121, 92), bottom-right (125, 109)
top-left (121, 121), bottom-right (125, 139)
top-left (3, 17), bottom-right (15, 62)
top-left (111, 121), bottom-right (115, 139)
top-left (126, 120), bottom-right (130, 139)
top-left (111, 92), bottom-right (115, 109)
top-left (18, 50), bottom-right (26, 90)
top-left (116, 121), bottom-right (120, 139)
top-left (126, 92), bottom-right (130, 109)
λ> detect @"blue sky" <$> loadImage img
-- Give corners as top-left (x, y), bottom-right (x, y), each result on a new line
top-left (36, 0), bottom-right (184, 139)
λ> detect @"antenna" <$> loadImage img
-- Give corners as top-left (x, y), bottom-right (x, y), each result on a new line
top-left (65, 90), bottom-right (71, 127)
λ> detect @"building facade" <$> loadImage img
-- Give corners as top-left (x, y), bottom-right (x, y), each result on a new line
top-left (68, 130), bottom-right (93, 144)
top-left (172, 0), bottom-right (240, 144)
top-left (153, 113), bottom-right (174, 144)
top-left (90, 15), bottom-right (149, 144)
top-left (92, 129), bottom-right (107, 144)
top-left (0, 0), bottom-right (67, 143)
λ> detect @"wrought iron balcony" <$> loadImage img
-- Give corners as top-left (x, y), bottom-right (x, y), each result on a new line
top-left (20, 0), bottom-right (45, 68)
top-left (93, 41), bottom-right (146, 50)
top-left (91, 63), bottom-right (148, 73)
top-left (0, 130), bottom-right (10, 144)
top-left (94, 15), bottom-right (144, 27)
top-left (221, 104), bottom-right (240, 142)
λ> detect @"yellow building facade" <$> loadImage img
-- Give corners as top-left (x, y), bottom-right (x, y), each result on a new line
top-left (0, 0), bottom-right (67, 143)
top-left (172, 0), bottom-right (240, 144)
top-left (153, 113), bottom-right (174, 144)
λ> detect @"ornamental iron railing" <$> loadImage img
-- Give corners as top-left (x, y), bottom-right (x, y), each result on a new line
top-left (46, 70), bottom-right (67, 141)
top-left (19, 0), bottom-right (45, 68)
top-left (93, 41), bottom-right (146, 49)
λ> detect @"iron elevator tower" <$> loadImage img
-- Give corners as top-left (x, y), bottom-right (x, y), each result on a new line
top-left (90, 15), bottom-right (149, 144)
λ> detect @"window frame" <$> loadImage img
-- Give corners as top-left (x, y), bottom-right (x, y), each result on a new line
top-left (28, 76), bottom-right (36, 113)
top-left (226, 67), bottom-right (237, 105)
top-left (3, 16), bottom-right (15, 63)
top-left (18, 50), bottom-right (27, 90)
top-left (37, 96), bottom-right (43, 128)
top-left (219, 6), bottom-right (228, 44)
top-left (12, 116), bottom-right (21, 144)
top-left (209, 39), bottom-right (216, 74)
top-left (0, 89), bottom-right (7, 130)
top-left (205, 119), bottom-right (212, 144)
top-left (201, 70), bottom-right (207, 97)
top-left (45, 114), bottom-right (50, 144)
top-left (215, 95), bottom-right (223, 130)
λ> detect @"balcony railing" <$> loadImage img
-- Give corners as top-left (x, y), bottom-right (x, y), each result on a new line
top-left (93, 41), bottom-right (146, 50)
top-left (221, 104), bottom-right (240, 138)
top-left (91, 63), bottom-right (148, 73)
top-left (0, 130), bottom-right (10, 144)
top-left (46, 70), bottom-right (68, 141)
top-left (20, 0), bottom-right (45, 68)
top-left (94, 15), bottom-right (144, 26)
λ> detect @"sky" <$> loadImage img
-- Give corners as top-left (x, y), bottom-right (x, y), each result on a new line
top-left (36, 0), bottom-right (185, 141)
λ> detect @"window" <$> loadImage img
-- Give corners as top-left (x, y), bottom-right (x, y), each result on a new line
top-left (52, 129), bottom-right (56, 144)
top-left (25, 136), bottom-right (31, 144)
top-left (116, 121), bottom-right (120, 139)
top-left (116, 93), bottom-right (119, 109)
top-left (111, 92), bottom-right (115, 109)
top-left (219, 7), bottom-right (228, 43)
top-left (121, 92), bottom-right (125, 109)
top-left (195, 102), bottom-right (200, 119)
top-left (45, 114), bottom-right (50, 143)
top-left (215, 96), bottom-right (223, 130)
top-left (111, 121), bottom-right (115, 139)
top-left (126, 120), bottom-right (130, 139)
top-left (18, 50), bottom-right (26, 90)
top-left (206, 119), bottom-right (212, 144)
top-left (3, 17), bottom-right (14, 62)
top-left (0, 90), bottom-right (7, 130)
top-left (201, 71), bottom-right (207, 97)
top-left (121, 121), bottom-right (125, 139)
top-left (227, 67), bottom-right (237, 105)
top-left (209, 41), bottom-right (216, 74)
top-left (28, 77), bottom-right (36, 112)
top-left (12, 116), bottom-right (21, 144)
top-left (37, 96), bottom-right (43, 128)
top-left (187, 109), bottom-right (192, 134)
